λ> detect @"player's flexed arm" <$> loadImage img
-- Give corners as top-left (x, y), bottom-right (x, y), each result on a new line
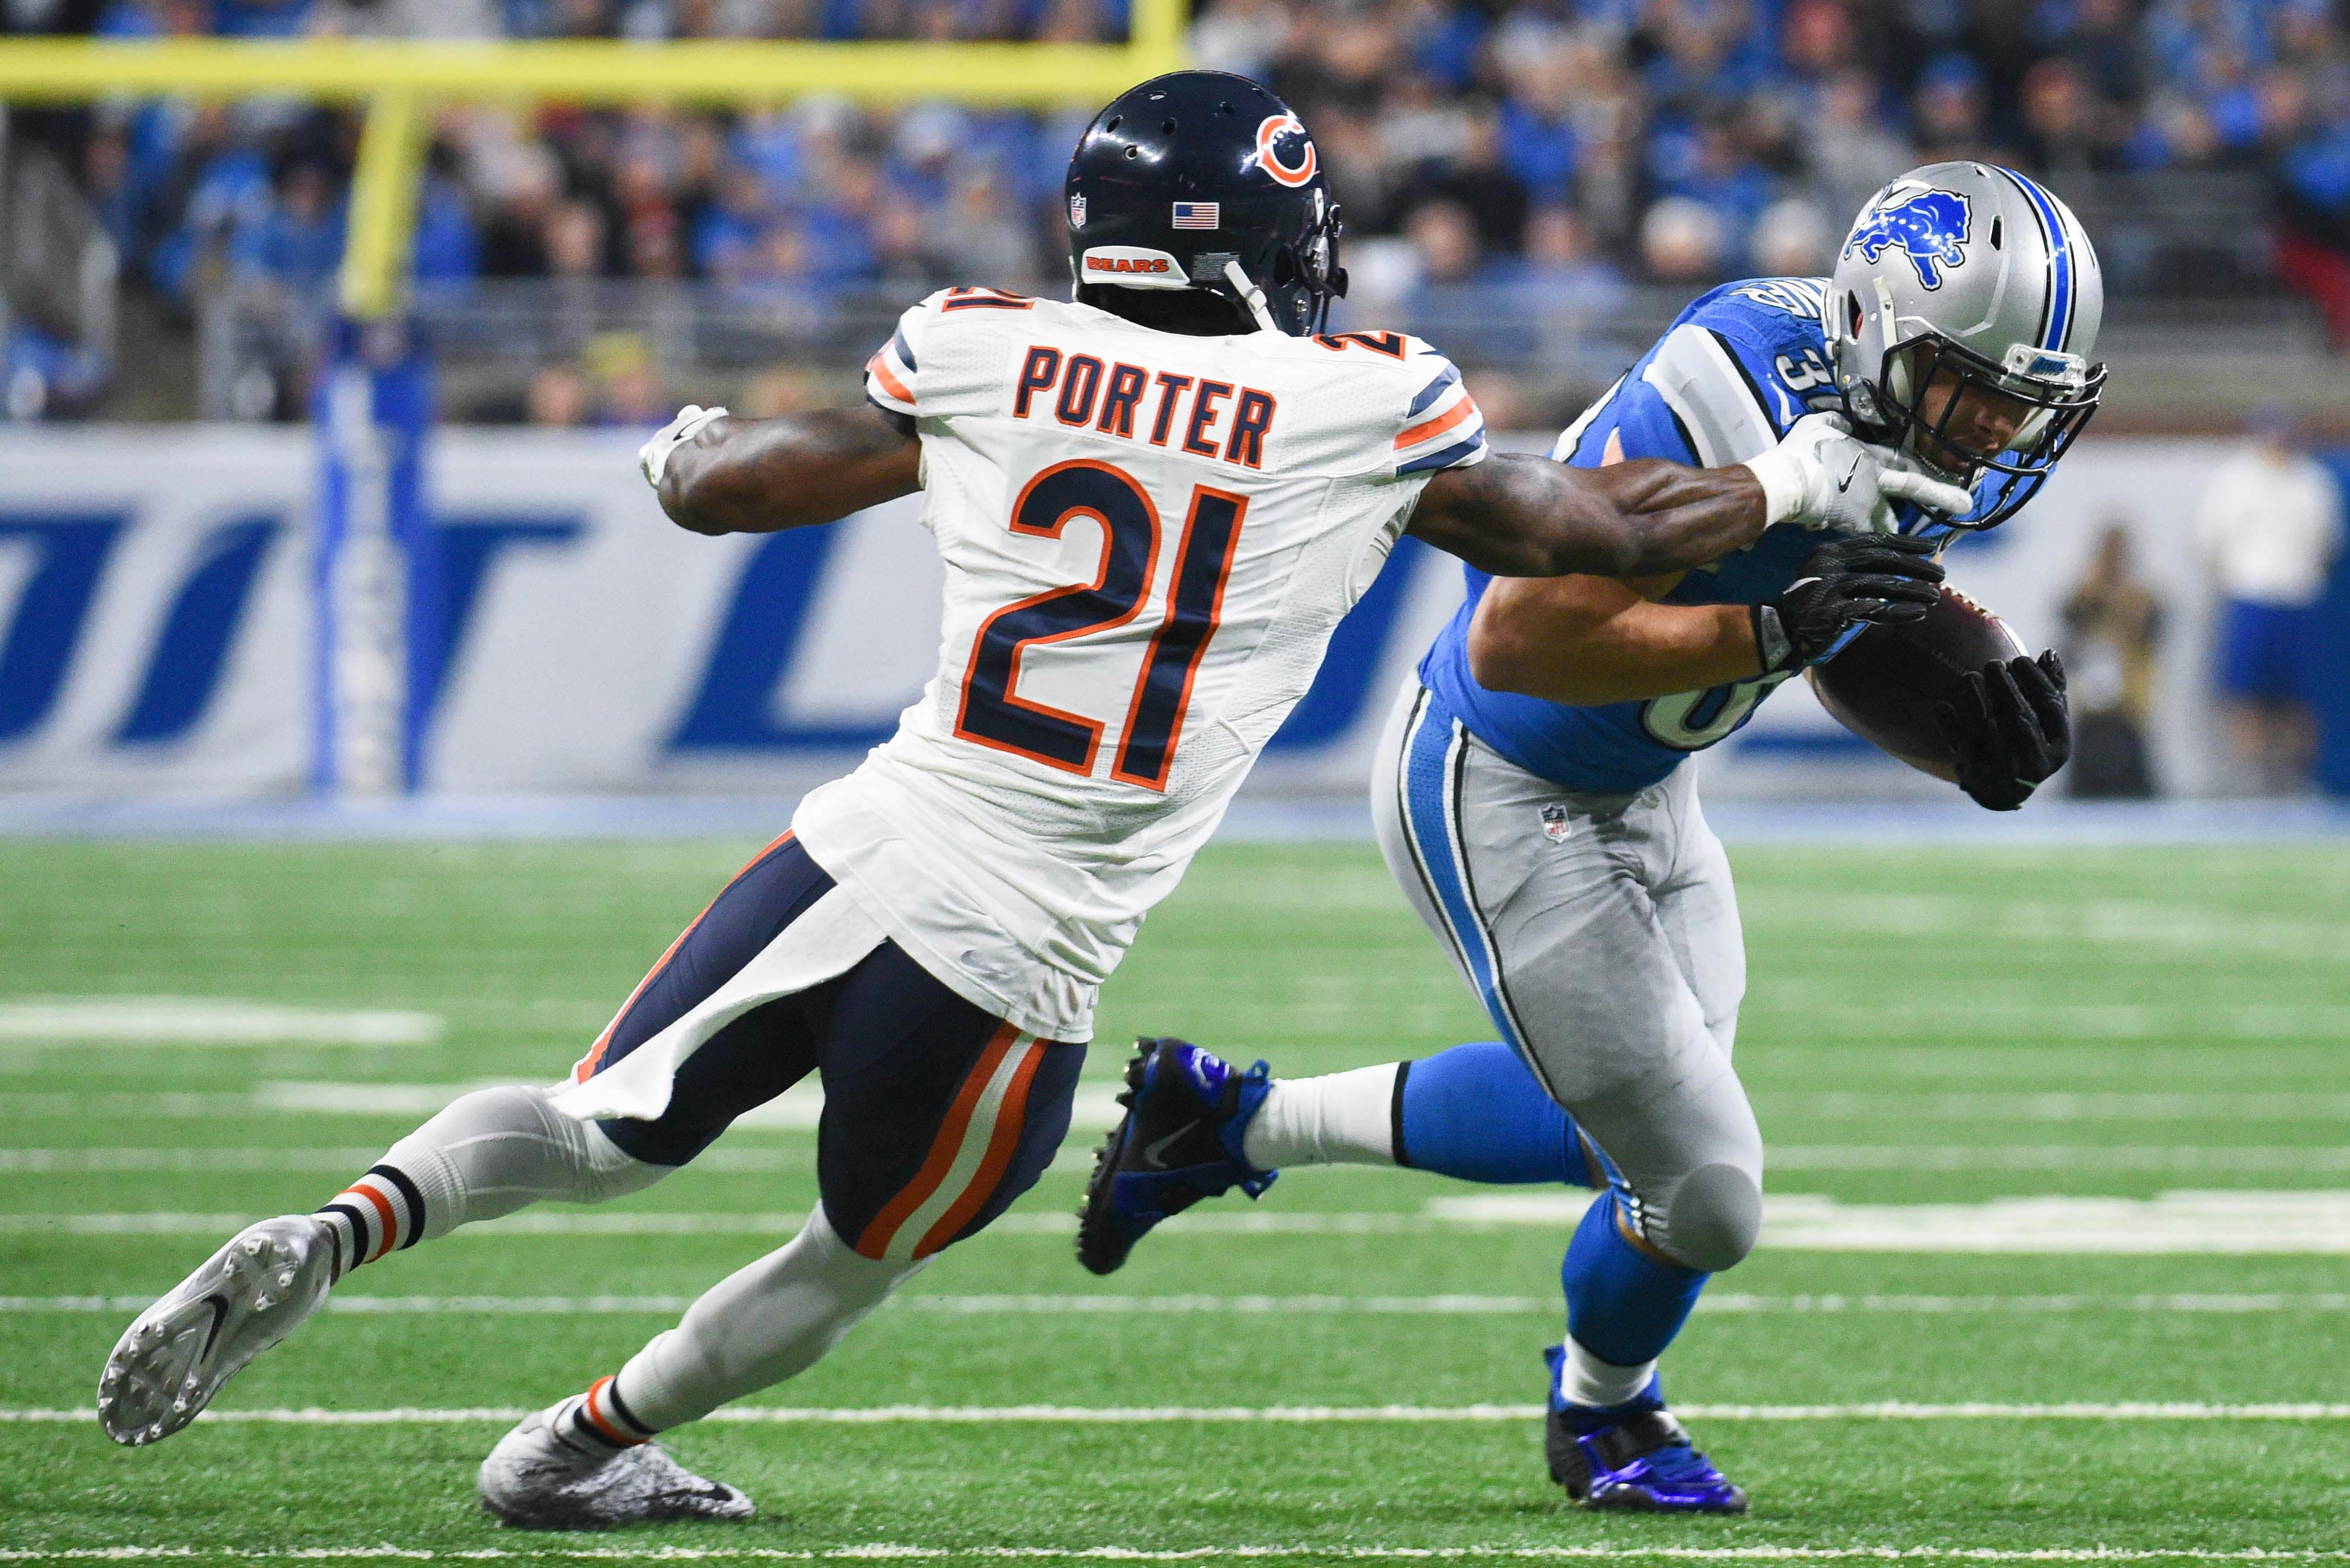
top-left (640, 403), bottom-right (921, 536)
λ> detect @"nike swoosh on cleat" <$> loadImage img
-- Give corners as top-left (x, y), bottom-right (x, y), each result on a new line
top-left (196, 1295), bottom-right (230, 1361)
top-left (1140, 1123), bottom-right (1200, 1169)
top-left (1836, 457), bottom-right (1860, 494)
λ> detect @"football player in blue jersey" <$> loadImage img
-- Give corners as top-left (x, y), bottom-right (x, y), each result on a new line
top-left (1079, 163), bottom-right (2106, 1515)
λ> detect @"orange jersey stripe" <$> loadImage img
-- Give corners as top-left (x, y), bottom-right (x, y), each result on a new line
top-left (867, 352), bottom-right (914, 407)
top-left (913, 1038), bottom-right (1046, 1258)
top-left (1393, 395), bottom-right (1478, 450)
top-left (573, 831), bottom-right (797, 1082)
top-left (855, 1022), bottom-right (1019, 1260)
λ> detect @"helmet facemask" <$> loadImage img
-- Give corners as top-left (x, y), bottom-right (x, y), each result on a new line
top-left (1257, 194), bottom-right (1347, 335)
top-left (1869, 331), bottom-right (2105, 530)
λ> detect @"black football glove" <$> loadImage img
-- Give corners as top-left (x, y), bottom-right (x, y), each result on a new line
top-left (1752, 534), bottom-right (1945, 675)
top-left (1932, 650), bottom-right (2072, 811)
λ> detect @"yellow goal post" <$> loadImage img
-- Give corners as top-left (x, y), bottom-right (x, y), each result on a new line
top-left (0, 5), bottom-right (1188, 320)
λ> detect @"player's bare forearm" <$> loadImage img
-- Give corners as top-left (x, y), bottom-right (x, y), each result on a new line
top-left (1408, 454), bottom-right (1766, 580)
top-left (657, 404), bottom-right (922, 535)
top-left (1470, 576), bottom-right (1763, 704)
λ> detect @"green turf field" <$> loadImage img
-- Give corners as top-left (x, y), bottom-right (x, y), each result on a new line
top-left (2, 836), bottom-right (2347, 1563)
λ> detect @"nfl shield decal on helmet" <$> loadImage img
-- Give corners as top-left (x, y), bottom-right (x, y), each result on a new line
top-left (1541, 804), bottom-right (1572, 844)
top-left (1069, 194), bottom-right (1086, 229)
top-left (1844, 187), bottom-right (1971, 290)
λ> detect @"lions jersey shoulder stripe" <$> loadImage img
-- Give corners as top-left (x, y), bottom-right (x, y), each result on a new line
top-left (1553, 277), bottom-right (1837, 470)
top-left (1418, 277), bottom-right (1858, 795)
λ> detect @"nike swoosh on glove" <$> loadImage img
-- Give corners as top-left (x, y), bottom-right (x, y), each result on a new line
top-left (1742, 413), bottom-right (1977, 534)
top-left (1931, 650), bottom-right (2072, 810)
top-left (639, 404), bottom-right (728, 489)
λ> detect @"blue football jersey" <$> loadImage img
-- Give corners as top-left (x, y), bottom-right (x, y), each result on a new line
top-left (1418, 275), bottom-right (1939, 793)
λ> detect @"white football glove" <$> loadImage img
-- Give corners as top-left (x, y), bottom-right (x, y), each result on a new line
top-left (1740, 412), bottom-right (1976, 534)
top-left (639, 404), bottom-right (728, 489)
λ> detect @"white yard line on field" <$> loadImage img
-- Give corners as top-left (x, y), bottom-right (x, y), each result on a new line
top-left (11, 1191), bottom-right (2350, 1252)
top-left (1758, 1092), bottom-right (2350, 1122)
top-left (3, 1550), bottom-right (2350, 1565)
top-left (0, 1147), bottom-right (802, 1174)
top-left (8, 1291), bottom-right (2350, 1317)
top-left (13, 1083), bottom-right (2350, 1127)
top-left (14, 1144), bottom-right (2348, 1176)
top-left (0, 1000), bottom-right (441, 1046)
top-left (6, 1402), bottom-right (2350, 1425)
top-left (3, 1549), bottom-right (2350, 1564)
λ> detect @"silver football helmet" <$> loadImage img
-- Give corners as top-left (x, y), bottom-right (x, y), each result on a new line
top-left (1823, 161), bottom-right (2106, 529)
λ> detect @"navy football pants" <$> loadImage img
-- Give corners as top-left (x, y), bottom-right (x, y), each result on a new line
top-left (570, 832), bottom-right (1085, 1262)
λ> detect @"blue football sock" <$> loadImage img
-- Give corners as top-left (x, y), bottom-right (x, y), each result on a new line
top-left (1561, 1190), bottom-right (1708, 1375)
top-left (1395, 1042), bottom-right (1590, 1185)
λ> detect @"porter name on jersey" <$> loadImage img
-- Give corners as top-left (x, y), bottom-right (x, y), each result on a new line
top-left (1012, 346), bottom-right (1278, 470)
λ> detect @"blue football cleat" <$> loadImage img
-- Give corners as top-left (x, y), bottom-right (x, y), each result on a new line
top-left (1076, 1037), bottom-right (1275, 1275)
top-left (1541, 1346), bottom-right (1748, 1514)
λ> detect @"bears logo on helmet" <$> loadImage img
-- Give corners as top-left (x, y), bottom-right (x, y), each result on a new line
top-left (1253, 113), bottom-right (1318, 189)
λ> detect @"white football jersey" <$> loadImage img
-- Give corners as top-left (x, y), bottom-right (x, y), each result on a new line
top-left (792, 286), bottom-right (1488, 1041)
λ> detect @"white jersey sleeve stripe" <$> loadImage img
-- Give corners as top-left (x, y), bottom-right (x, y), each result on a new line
top-left (1639, 323), bottom-right (1779, 468)
top-left (1407, 364), bottom-right (1462, 417)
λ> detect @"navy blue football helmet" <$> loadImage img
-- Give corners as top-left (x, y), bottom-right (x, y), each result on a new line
top-left (1064, 71), bottom-right (1346, 336)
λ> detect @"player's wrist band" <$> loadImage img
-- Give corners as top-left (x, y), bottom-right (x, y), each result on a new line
top-left (1738, 448), bottom-right (1804, 527)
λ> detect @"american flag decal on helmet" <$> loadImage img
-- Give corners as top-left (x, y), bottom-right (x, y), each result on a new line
top-left (1171, 202), bottom-right (1219, 229)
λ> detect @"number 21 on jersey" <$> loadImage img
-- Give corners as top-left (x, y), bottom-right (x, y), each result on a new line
top-left (954, 460), bottom-right (1244, 791)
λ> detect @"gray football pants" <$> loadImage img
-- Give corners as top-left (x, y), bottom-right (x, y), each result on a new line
top-left (1371, 681), bottom-right (1765, 1273)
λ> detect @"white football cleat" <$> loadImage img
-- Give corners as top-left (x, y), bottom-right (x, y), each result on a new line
top-left (478, 1406), bottom-right (754, 1530)
top-left (98, 1214), bottom-right (336, 1446)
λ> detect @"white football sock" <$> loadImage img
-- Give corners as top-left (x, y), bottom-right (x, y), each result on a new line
top-left (317, 1085), bottom-right (663, 1272)
top-left (1239, 1065), bottom-right (1401, 1171)
top-left (1557, 1337), bottom-right (1658, 1412)
top-left (610, 1203), bottom-right (926, 1432)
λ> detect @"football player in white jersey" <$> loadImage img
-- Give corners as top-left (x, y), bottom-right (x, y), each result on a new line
top-left (95, 73), bottom-right (1967, 1528)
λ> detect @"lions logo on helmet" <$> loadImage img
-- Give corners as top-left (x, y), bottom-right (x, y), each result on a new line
top-left (1844, 187), bottom-right (1971, 290)
top-left (1823, 163), bottom-right (2107, 531)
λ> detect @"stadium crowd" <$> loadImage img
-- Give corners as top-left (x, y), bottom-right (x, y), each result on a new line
top-left (9, 0), bottom-right (2350, 420)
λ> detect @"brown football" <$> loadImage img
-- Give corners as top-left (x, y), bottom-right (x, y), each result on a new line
top-left (1811, 586), bottom-right (2025, 773)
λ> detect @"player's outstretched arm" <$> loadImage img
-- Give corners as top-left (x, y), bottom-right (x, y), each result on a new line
top-left (1408, 413), bottom-right (1973, 580)
top-left (1409, 452), bottom-right (1769, 580)
top-left (640, 402), bottom-right (922, 536)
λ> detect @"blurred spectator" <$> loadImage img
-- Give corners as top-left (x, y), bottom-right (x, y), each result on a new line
top-left (584, 331), bottom-right (668, 425)
top-left (1641, 195), bottom-right (1726, 283)
top-left (1750, 196), bottom-right (1833, 278)
top-left (2061, 522), bottom-right (2166, 799)
top-left (2194, 407), bottom-right (2345, 794)
top-left (15, 0), bottom-right (2350, 423)
top-left (1911, 52), bottom-right (2007, 166)
top-left (1392, 103), bottom-right (1530, 256)
top-left (1809, 68), bottom-right (1913, 228)
top-left (525, 363), bottom-right (592, 426)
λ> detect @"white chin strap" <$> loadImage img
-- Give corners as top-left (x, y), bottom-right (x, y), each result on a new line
top-left (1223, 259), bottom-right (1280, 333)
